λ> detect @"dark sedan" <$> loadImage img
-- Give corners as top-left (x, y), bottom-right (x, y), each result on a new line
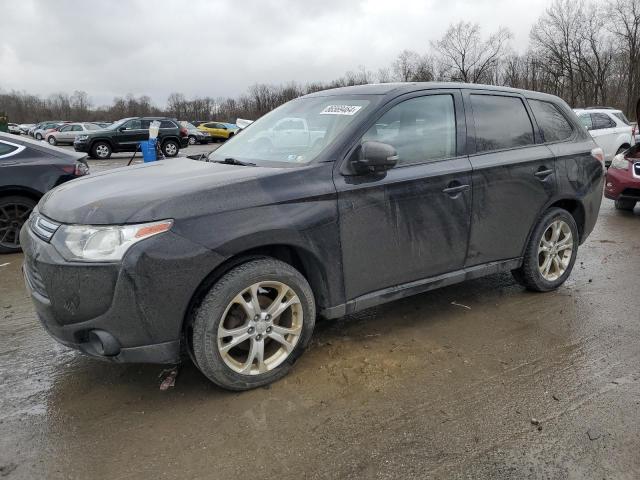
top-left (0, 133), bottom-right (89, 253)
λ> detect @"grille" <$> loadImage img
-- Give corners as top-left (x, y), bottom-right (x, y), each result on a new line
top-left (24, 258), bottom-right (48, 298)
top-left (30, 213), bottom-right (60, 242)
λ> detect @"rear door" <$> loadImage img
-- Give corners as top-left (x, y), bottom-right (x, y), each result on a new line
top-left (464, 90), bottom-right (556, 266)
top-left (335, 90), bottom-right (473, 300)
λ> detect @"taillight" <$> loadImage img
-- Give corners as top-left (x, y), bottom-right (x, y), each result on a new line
top-left (75, 161), bottom-right (90, 176)
top-left (591, 147), bottom-right (604, 164)
top-left (179, 127), bottom-right (188, 137)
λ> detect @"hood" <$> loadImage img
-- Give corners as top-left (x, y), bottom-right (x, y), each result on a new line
top-left (40, 158), bottom-right (286, 225)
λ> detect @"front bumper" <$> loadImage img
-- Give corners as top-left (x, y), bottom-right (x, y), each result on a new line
top-left (73, 139), bottom-right (90, 152)
top-left (605, 165), bottom-right (640, 200)
top-left (20, 220), bottom-right (224, 364)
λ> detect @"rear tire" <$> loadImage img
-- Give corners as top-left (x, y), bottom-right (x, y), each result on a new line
top-left (188, 135), bottom-right (197, 145)
top-left (47, 136), bottom-right (57, 146)
top-left (192, 258), bottom-right (316, 391)
top-left (615, 198), bottom-right (636, 211)
top-left (0, 195), bottom-right (37, 253)
top-left (35, 133), bottom-right (43, 140)
top-left (512, 208), bottom-right (579, 292)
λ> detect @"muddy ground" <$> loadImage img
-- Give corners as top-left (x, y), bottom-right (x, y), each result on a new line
top-left (1, 160), bottom-right (639, 479)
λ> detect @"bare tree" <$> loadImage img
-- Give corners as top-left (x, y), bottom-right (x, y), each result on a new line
top-left (608, 0), bottom-right (640, 113)
top-left (432, 22), bottom-right (512, 83)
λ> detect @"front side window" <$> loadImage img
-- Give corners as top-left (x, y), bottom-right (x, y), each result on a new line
top-left (529, 99), bottom-right (573, 143)
top-left (124, 119), bottom-right (142, 130)
top-left (209, 95), bottom-right (376, 165)
top-left (471, 94), bottom-right (534, 153)
top-left (71, 125), bottom-right (83, 132)
top-left (361, 95), bottom-right (456, 165)
top-left (578, 114), bottom-right (593, 130)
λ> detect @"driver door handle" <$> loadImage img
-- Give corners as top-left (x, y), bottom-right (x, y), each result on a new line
top-left (442, 184), bottom-right (470, 195)
top-left (534, 168), bottom-right (554, 179)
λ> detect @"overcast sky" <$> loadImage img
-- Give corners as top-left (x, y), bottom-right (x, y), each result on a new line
top-left (0, 0), bottom-right (552, 107)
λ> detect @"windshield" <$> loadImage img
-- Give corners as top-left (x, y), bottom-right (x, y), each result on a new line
top-left (107, 118), bottom-right (133, 130)
top-left (209, 95), bottom-right (377, 165)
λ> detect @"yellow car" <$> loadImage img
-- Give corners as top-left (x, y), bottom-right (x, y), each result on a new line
top-left (197, 122), bottom-right (238, 141)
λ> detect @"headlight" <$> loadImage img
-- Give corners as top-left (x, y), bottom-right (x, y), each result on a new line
top-left (51, 220), bottom-right (173, 262)
top-left (76, 134), bottom-right (89, 141)
top-left (610, 153), bottom-right (630, 170)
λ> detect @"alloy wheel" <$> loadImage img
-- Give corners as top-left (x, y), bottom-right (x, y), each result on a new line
top-left (217, 281), bottom-right (303, 375)
top-left (95, 144), bottom-right (109, 158)
top-left (0, 202), bottom-right (32, 249)
top-left (164, 142), bottom-right (178, 156)
top-left (538, 219), bottom-right (573, 282)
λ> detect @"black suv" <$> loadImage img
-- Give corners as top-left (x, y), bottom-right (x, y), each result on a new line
top-left (73, 117), bottom-right (189, 159)
top-left (21, 83), bottom-right (604, 391)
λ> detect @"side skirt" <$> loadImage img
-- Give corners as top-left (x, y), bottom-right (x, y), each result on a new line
top-left (320, 258), bottom-right (523, 320)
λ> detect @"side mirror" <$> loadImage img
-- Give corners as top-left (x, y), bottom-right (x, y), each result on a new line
top-left (352, 141), bottom-right (398, 174)
top-left (118, 127), bottom-right (126, 132)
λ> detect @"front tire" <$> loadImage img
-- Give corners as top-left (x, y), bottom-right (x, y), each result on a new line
top-left (162, 139), bottom-right (179, 157)
top-left (0, 196), bottom-right (37, 253)
top-left (615, 198), bottom-right (636, 211)
top-left (192, 258), bottom-right (316, 391)
top-left (47, 136), bottom-right (57, 146)
top-left (35, 133), bottom-right (43, 140)
top-left (92, 141), bottom-right (112, 159)
top-left (512, 208), bottom-right (579, 292)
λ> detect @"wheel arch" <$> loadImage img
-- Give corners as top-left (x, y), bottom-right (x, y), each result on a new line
top-left (0, 186), bottom-right (43, 203)
top-left (181, 243), bottom-right (329, 339)
top-left (521, 197), bottom-right (586, 258)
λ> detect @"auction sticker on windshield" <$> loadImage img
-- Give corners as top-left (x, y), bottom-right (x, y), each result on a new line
top-left (320, 105), bottom-right (363, 115)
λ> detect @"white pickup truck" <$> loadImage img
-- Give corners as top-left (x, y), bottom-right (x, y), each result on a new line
top-left (257, 117), bottom-right (325, 149)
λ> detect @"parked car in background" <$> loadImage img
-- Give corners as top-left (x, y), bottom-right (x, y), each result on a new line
top-left (605, 144), bottom-right (640, 212)
top-left (0, 132), bottom-right (89, 253)
top-left (73, 117), bottom-right (189, 159)
top-left (197, 121), bottom-right (238, 141)
top-left (8, 123), bottom-right (21, 135)
top-left (574, 108), bottom-right (634, 166)
top-left (180, 121), bottom-right (212, 145)
top-left (19, 124), bottom-right (35, 135)
top-left (45, 122), bottom-right (102, 146)
top-left (21, 83), bottom-right (604, 391)
top-left (33, 121), bottom-right (66, 140)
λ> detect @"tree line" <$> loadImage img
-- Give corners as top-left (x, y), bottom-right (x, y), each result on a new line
top-left (2, 0), bottom-right (640, 124)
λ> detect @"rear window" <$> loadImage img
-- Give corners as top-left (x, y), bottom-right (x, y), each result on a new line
top-left (0, 142), bottom-right (19, 157)
top-left (613, 112), bottom-right (630, 125)
top-left (471, 94), bottom-right (534, 153)
top-left (528, 99), bottom-right (573, 143)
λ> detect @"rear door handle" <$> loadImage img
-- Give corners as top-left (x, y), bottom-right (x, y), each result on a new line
top-left (442, 184), bottom-right (470, 195)
top-left (534, 168), bottom-right (554, 179)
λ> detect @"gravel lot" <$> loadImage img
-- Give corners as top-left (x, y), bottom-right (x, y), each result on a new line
top-left (0, 158), bottom-right (639, 479)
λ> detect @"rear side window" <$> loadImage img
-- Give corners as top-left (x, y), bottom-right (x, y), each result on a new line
top-left (471, 94), bottom-right (534, 153)
top-left (361, 94), bottom-right (457, 166)
top-left (0, 142), bottom-right (19, 157)
top-left (591, 113), bottom-right (615, 130)
top-left (613, 112), bottom-right (630, 125)
top-left (528, 99), bottom-right (573, 143)
top-left (160, 120), bottom-right (175, 128)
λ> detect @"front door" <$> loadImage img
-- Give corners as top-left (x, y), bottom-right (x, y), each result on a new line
top-left (335, 91), bottom-right (472, 300)
top-left (464, 91), bottom-right (556, 266)
top-left (118, 119), bottom-right (148, 150)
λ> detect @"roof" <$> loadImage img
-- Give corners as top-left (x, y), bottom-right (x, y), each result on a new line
top-left (302, 82), bottom-right (563, 102)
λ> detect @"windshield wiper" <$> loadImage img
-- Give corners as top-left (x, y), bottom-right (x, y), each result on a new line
top-left (213, 157), bottom-right (256, 166)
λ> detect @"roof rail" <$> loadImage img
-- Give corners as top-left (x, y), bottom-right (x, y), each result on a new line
top-left (584, 106), bottom-right (616, 110)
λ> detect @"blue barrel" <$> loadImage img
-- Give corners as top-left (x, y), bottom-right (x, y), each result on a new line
top-left (139, 139), bottom-right (157, 162)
